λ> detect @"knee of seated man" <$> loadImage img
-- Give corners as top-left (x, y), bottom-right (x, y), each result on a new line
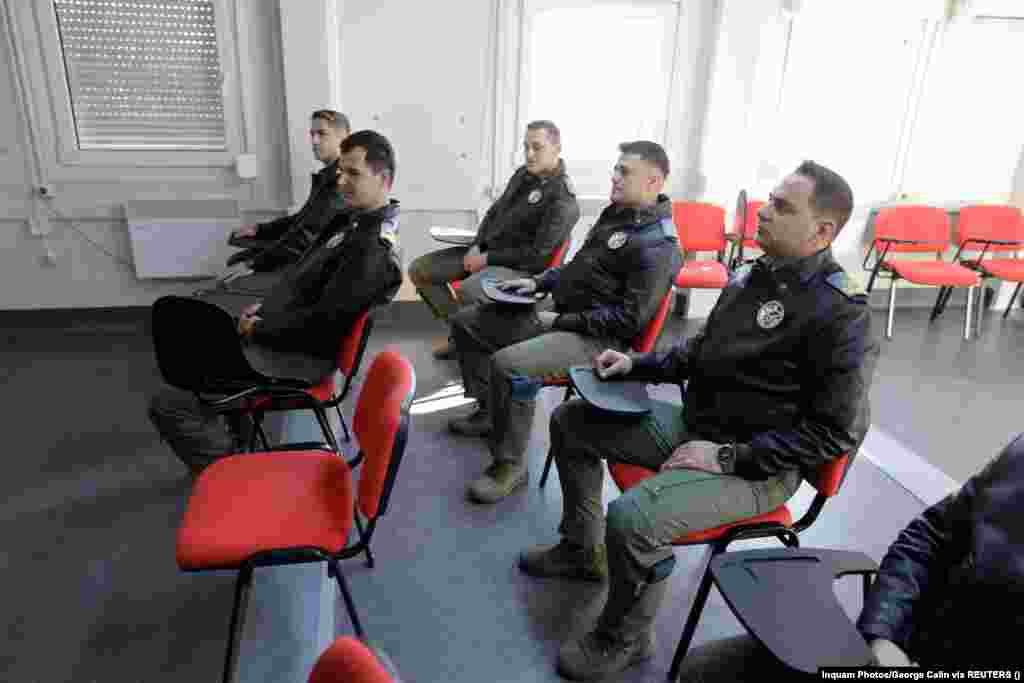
top-left (606, 494), bottom-right (650, 544)
top-left (406, 254), bottom-right (430, 284)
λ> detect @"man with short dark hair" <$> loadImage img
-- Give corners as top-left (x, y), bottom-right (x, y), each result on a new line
top-left (520, 160), bottom-right (879, 681)
top-left (149, 130), bottom-right (402, 475)
top-left (408, 120), bottom-right (580, 359)
top-left (215, 109), bottom-right (353, 296)
top-left (447, 141), bottom-right (681, 505)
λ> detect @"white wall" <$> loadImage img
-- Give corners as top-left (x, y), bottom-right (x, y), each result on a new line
top-left (1, 0), bottom-right (1022, 311)
top-left (0, 0), bottom-right (290, 310)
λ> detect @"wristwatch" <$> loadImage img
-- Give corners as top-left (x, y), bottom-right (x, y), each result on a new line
top-left (716, 443), bottom-right (737, 473)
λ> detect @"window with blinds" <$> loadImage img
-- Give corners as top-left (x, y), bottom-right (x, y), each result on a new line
top-left (52, 0), bottom-right (227, 151)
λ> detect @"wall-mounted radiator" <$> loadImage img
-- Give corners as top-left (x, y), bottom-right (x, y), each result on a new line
top-left (124, 200), bottom-right (241, 279)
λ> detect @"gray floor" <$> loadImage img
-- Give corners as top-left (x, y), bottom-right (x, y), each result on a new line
top-left (0, 300), bottom-right (1021, 682)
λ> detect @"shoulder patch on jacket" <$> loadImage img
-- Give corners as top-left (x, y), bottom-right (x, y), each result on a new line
top-left (659, 218), bottom-right (677, 241)
top-left (562, 174), bottom-right (576, 197)
top-left (729, 263), bottom-right (754, 286)
top-left (826, 271), bottom-right (867, 300)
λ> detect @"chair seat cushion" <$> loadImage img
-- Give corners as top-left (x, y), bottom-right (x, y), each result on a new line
top-left (608, 462), bottom-right (793, 545)
top-left (883, 260), bottom-right (979, 286)
top-left (675, 261), bottom-right (728, 289)
top-left (973, 259), bottom-right (1024, 281)
top-left (177, 450), bottom-right (353, 570)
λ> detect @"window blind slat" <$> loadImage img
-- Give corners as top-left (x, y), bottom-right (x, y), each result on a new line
top-left (53, 0), bottom-right (227, 151)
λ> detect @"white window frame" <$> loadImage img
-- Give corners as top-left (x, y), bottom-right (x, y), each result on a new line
top-left (489, 0), bottom-right (702, 213)
top-left (3, 0), bottom-right (245, 180)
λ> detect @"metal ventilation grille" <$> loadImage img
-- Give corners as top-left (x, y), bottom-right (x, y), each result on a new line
top-left (53, 0), bottom-right (227, 151)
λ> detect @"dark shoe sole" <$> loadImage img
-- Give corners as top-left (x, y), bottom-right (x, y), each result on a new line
top-left (518, 560), bottom-right (607, 583)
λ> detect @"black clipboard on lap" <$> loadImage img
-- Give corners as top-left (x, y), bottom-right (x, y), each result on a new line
top-left (568, 366), bottom-right (651, 415)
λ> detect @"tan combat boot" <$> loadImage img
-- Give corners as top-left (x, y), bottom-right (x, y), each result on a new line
top-left (466, 461), bottom-right (528, 503)
top-left (556, 575), bottom-right (669, 680)
top-left (518, 540), bottom-right (609, 583)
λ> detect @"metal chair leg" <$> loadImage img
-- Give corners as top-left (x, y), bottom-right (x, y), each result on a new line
top-left (929, 286), bottom-right (948, 322)
top-left (964, 286), bottom-right (975, 341)
top-left (886, 280), bottom-right (897, 339)
top-left (330, 558), bottom-right (365, 639)
top-left (354, 514), bottom-right (375, 568)
top-left (335, 403), bottom-right (351, 442)
top-left (312, 406), bottom-right (340, 453)
top-left (539, 452), bottom-right (555, 489)
top-left (1003, 282), bottom-right (1022, 319)
top-left (222, 566), bottom-right (254, 683)
top-left (668, 548), bottom-right (717, 681)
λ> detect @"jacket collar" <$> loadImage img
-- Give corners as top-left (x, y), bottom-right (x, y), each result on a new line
top-left (757, 247), bottom-right (836, 286)
top-left (603, 194), bottom-right (672, 228)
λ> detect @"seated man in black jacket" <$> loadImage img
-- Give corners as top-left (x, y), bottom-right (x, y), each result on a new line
top-left (520, 161), bottom-right (879, 681)
top-left (447, 141), bottom-right (680, 505)
top-left (215, 109), bottom-right (351, 296)
top-left (149, 130), bottom-right (402, 475)
top-left (408, 120), bottom-right (579, 359)
top-left (673, 432), bottom-right (1024, 679)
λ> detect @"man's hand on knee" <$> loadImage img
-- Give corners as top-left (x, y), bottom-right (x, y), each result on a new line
top-left (594, 349), bottom-right (632, 379)
top-left (660, 440), bottom-right (724, 474)
top-left (463, 246), bottom-right (487, 273)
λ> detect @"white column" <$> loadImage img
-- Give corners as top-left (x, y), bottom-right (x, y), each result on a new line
top-left (277, 0), bottom-right (343, 210)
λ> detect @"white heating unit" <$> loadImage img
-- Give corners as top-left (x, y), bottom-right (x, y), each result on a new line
top-left (124, 200), bottom-right (241, 279)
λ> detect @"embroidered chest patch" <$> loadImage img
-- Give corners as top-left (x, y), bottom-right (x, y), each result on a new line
top-left (756, 300), bottom-right (785, 329)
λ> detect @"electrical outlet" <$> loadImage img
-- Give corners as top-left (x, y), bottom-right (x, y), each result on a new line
top-left (40, 243), bottom-right (57, 267)
top-left (37, 184), bottom-right (56, 199)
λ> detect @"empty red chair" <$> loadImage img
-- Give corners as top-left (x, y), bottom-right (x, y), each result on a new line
top-left (176, 348), bottom-right (416, 683)
top-left (607, 452), bottom-right (853, 680)
top-left (309, 637), bottom-right (399, 683)
top-left (863, 206), bottom-right (980, 340)
top-left (537, 285), bottom-right (676, 488)
top-left (672, 201), bottom-right (729, 291)
top-left (725, 191), bottom-right (765, 269)
top-left (938, 205), bottom-right (1024, 329)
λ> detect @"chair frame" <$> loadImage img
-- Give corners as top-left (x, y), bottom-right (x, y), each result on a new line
top-left (537, 286), bottom-right (676, 489)
top-left (863, 236), bottom-right (978, 341)
top-left (602, 447), bottom-right (852, 681)
top-left (180, 359), bottom-right (415, 683)
top-left (245, 309), bottom-right (377, 451)
top-left (934, 236), bottom-right (1024, 333)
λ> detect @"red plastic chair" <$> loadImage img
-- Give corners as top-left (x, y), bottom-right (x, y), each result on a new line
top-left (309, 637), bottom-right (398, 683)
top-left (448, 237), bottom-right (571, 296)
top-left (672, 201), bottom-right (729, 291)
top-left (607, 452), bottom-right (853, 681)
top-left (245, 309), bottom-right (376, 450)
top-left (537, 285), bottom-right (676, 488)
top-left (863, 206), bottom-right (980, 340)
top-left (725, 191), bottom-right (765, 269)
top-left (175, 349), bottom-right (416, 683)
top-left (937, 205), bottom-right (1024, 330)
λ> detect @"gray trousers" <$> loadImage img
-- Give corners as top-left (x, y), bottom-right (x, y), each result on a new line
top-left (550, 398), bottom-right (802, 585)
top-left (450, 303), bottom-right (621, 468)
top-left (407, 246), bottom-right (528, 321)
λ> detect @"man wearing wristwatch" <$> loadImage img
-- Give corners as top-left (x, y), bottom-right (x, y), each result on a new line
top-left (519, 161), bottom-right (880, 681)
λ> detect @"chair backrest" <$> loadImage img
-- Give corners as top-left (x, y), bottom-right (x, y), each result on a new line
top-left (631, 286), bottom-right (675, 353)
top-left (672, 201), bottom-right (726, 253)
top-left (874, 206), bottom-right (950, 254)
top-left (732, 200), bottom-right (764, 240)
top-left (151, 295), bottom-right (261, 393)
top-left (793, 452), bottom-right (851, 534)
top-left (352, 348), bottom-right (416, 520)
top-left (956, 205), bottom-right (1024, 253)
top-left (812, 452), bottom-right (851, 498)
top-left (335, 309), bottom-right (375, 402)
top-left (309, 637), bottom-right (395, 683)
